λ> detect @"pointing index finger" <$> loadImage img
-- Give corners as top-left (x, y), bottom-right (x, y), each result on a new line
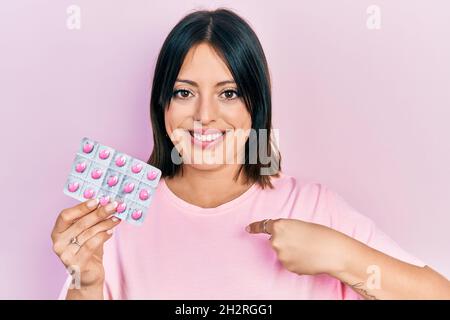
top-left (246, 219), bottom-right (274, 235)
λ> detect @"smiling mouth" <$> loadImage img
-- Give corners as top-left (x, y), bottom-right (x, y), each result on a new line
top-left (188, 130), bottom-right (226, 143)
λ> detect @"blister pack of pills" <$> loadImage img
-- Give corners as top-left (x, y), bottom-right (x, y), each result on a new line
top-left (63, 137), bottom-right (161, 226)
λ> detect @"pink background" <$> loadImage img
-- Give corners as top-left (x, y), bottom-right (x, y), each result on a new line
top-left (0, 0), bottom-right (449, 299)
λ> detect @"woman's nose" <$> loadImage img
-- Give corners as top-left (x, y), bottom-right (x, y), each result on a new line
top-left (193, 95), bottom-right (218, 123)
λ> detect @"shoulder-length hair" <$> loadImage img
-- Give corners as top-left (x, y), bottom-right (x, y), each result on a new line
top-left (148, 8), bottom-right (281, 189)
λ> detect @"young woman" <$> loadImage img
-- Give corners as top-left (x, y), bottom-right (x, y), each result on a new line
top-left (52, 8), bottom-right (450, 300)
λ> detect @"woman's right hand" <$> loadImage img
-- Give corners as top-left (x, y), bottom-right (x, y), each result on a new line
top-left (51, 198), bottom-right (121, 298)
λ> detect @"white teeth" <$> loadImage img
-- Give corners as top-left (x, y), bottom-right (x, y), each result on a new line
top-left (192, 132), bottom-right (223, 142)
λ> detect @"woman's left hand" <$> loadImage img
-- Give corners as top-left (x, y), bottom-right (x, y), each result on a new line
top-left (246, 218), bottom-right (450, 299)
top-left (246, 218), bottom-right (348, 276)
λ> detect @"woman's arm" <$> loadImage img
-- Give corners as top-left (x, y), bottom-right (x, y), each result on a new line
top-left (330, 233), bottom-right (450, 300)
top-left (246, 218), bottom-right (450, 300)
top-left (65, 282), bottom-right (104, 300)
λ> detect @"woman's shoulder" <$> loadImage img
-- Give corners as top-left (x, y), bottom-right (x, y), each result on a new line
top-left (270, 173), bottom-right (426, 267)
top-left (267, 172), bottom-right (374, 231)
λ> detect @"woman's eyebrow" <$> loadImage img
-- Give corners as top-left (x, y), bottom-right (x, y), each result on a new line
top-left (175, 79), bottom-right (236, 87)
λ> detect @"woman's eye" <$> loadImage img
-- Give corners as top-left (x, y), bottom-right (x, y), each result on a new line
top-left (220, 89), bottom-right (239, 100)
top-left (173, 89), bottom-right (192, 99)
top-left (173, 89), bottom-right (239, 100)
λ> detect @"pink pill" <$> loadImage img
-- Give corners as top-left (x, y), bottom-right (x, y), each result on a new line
top-left (116, 202), bottom-right (127, 213)
top-left (131, 210), bottom-right (142, 221)
top-left (123, 182), bottom-right (135, 193)
top-left (75, 161), bottom-right (86, 173)
top-left (131, 163), bottom-right (143, 174)
top-left (99, 149), bottom-right (110, 160)
top-left (107, 175), bottom-right (118, 187)
top-left (99, 196), bottom-right (110, 206)
top-left (83, 142), bottom-right (94, 154)
top-left (83, 188), bottom-right (95, 199)
top-left (91, 168), bottom-right (103, 179)
top-left (68, 182), bottom-right (79, 192)
top-left (115, 155), bottom-right (127, 167)
top-left (147, 170), bottom-right (158, 181)
top-left (139, 189), bottom-right (149, 201)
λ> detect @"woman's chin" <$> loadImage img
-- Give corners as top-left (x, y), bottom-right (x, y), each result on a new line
top-left (184, 162), bottom-right (227, 171)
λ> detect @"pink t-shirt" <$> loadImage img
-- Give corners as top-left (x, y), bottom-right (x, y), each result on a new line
top-left (59, 172), bottom-right (425, 299)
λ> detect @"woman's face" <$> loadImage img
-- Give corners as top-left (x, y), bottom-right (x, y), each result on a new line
top-left (165, 42), bottom-right (252, 171)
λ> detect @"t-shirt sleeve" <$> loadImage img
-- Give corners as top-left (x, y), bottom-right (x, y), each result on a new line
top-left (57, 232), bottom-right (123, 300)
top-left (323, 185), bottom-right (427, 299)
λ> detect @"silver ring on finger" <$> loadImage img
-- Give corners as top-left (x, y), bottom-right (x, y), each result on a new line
top-left (69, 236), bottom-right (81, 248)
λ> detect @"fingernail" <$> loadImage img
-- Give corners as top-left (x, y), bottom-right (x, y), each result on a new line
top-left (87, 198), bottom-right (99, 209)
top-left (245, 225), bottom-right (250, 233)
top-left (105, 201), bottom-right (118, 213)
top-left (111, 216), bottom-right (120, 222)
top-left (107, 229), bottom-right (113, 235)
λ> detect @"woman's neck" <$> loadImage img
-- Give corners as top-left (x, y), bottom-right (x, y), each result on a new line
top-left (164, 165), bottom-right (254, 208)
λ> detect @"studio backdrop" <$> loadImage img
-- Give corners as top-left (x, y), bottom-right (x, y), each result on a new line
top-left (0, 0), bottom-right (449, 299)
